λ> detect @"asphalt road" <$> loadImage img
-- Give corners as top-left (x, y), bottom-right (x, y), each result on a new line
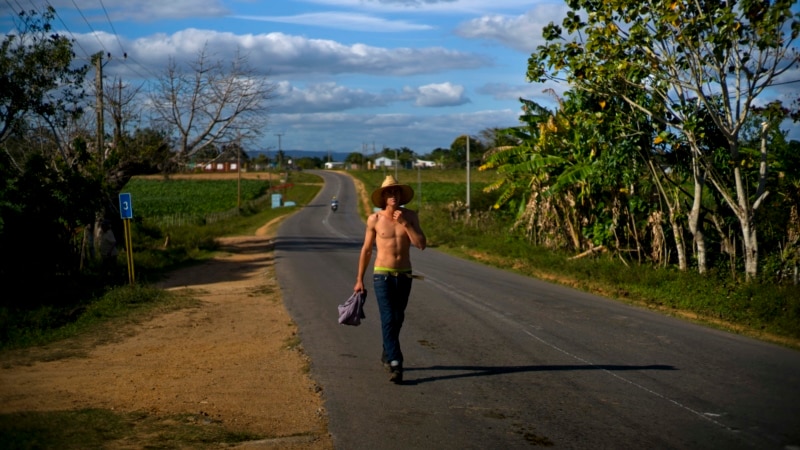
top-left (274, 170), bottom-right (800, 450)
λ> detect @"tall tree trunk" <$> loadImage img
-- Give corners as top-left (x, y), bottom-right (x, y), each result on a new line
top-left (710, 212), bottom-right (736, 280)
top-left (669, 205), bottom-right (688, 271)
top-left (667, 189), bottom-right (688, 271)
top-left (648, 160), bottom-right (687, 271)
top-left (648, 211), bottom-right (666, 266)
top-left (731, 123), bottom-right (770, 281)
top-left (701, 124), bottom-right (770, 281)
top-left (687, 157), bottom-right (707, 273)
top-left (741, 217), bottom-right (758, 280)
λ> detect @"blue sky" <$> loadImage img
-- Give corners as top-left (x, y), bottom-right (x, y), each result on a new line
top-left (3, 0), bottom-right (799, 155)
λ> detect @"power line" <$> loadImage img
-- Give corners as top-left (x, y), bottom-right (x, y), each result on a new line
top-left (97, 0), bottom-right (125, 57)
top-left (9, 0), bottom-right (30, 14)
top-left (122, 55), bottom-right (161, 80)
top-left (6, 0), bottom-right (93, 61)
top-left (90, 0), bottom-right (161, 83)
top-left (69, 0), bottom-right (106, 53)
top-left (13, 0), bottom-right (35, 14)
top-left (43, 0), bottom-right (92, 59)
top-left (770, 78), bottom-right (800, 87)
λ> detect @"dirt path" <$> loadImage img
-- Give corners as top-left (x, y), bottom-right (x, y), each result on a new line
top-left (0, 217), bottom-right (333, 449)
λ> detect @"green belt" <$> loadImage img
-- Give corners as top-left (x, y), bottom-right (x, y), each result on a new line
top-left (373, 270), bottom-right (424, 280)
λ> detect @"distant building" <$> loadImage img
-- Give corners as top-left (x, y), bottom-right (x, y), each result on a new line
top-left (202, 162), bottom-right (240, 172)
top-left (374, 156), bottom-right (394, 167)
top-left (414, 159), bottom-right (438, 168)
top-left (324, 161), bottom-right (345, 169)
top-left (198, 146), bottom-right (248, 172)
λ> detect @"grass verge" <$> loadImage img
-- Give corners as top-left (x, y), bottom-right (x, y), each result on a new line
top-left (0, 173), bottom-right (324, 448)
top-left (0, 409), bottom-right (266, 449)
top-left (348, 169), bottom-right (800, 350)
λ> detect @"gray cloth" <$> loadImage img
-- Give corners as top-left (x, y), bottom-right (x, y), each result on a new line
top-left (338, 290), bottom-right (367, 326)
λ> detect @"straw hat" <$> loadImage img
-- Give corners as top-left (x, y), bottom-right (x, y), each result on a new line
top-left (371, 175), bottom-right (414, 208)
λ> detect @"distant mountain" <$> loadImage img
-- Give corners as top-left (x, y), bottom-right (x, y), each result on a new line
top-left (247, 150), bottom-right (351, 162)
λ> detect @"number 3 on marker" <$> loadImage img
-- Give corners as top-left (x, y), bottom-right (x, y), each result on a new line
top-left (119, 193), bottom-right (133, 219)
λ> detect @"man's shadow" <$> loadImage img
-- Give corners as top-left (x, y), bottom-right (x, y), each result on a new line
top-left (401, 364), bottom-right (676, 385)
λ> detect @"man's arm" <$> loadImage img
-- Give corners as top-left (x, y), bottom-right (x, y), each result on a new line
top-left (397, 209), bottom-right (426, 250)
top-left (354, 214), bottom-right (377, 292)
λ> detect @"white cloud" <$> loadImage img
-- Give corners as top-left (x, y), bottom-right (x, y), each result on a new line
top-left (115, 0), bottom-right (228, 21)
top-left (273, 81), bottom-right (388, 113)
top-left (88, 30), bottom-right (491, 79)
top-left (456, 4), bottom-right (569, 53)
top-left (25, 0), bottom-right (229, 22)
top-left (298, 0), bottom-right (538, 14)
top-left (7, 0), bottom-right (554, 153)
top-left (477, 81), bottom-right (568, 106)
top-left (234, 12), bottom-right (433, 32)
top-left (272, 80), bottom-right (477, 113)
top-left (405, 82), bottom-right (469, 107)
top-left (270, 108), bottom-right (520, 153)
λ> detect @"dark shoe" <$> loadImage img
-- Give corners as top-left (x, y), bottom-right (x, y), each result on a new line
top-left (389, 361), bottom-right (403, 384)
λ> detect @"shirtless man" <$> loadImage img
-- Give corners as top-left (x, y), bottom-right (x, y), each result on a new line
top-left (354, 175), bottom-right (426, 383)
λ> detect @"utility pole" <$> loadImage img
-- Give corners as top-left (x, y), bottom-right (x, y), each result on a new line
top-left (466, 135), bottom-right (471, 218)
top-left (417, 153), bottom-right (422, 210)
top-left (114, 78), bottom-right (123, 145)
top-left (237, 134), bottom-right (242, 210)
top-left (95, 52), bottom-right (127, 167)
top-left (94, 52), bottom-right (105, 166)
top-left (275, 133), bottom-right (283, 170)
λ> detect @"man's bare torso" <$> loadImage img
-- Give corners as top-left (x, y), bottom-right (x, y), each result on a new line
top-left (373, 211), bottom-right (412, 270)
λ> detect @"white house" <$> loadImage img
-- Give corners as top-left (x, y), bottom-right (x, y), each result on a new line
top-left (324, 161), bottom-right (345, 169)
top-left (414, 159), bottom-right (437, 168)
top-left (374, 156), bottom-right (394, 167)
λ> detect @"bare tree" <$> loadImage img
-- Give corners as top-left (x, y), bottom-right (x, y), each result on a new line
top-left (150, 45), bottom-right (276, 167)
top-left (104, 76), bottom-right (143, 148)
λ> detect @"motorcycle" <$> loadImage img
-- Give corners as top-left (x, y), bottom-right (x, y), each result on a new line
top-left (331, 200), bottom-right (339, 212)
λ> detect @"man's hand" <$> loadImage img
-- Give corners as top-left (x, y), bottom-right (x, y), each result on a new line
top-left (392, 210), bottom-right (406, 225)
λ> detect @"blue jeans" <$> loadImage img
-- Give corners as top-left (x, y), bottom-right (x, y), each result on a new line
top-left (373, 273), bottom-right (413, 365)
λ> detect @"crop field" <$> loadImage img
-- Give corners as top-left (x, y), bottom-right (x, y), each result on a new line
top-left (124, 178), bottom-right (272, 217)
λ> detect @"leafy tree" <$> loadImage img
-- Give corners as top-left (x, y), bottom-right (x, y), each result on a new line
top-left (528, 0), bottom-right (800, 279)
top-left (425, 147), bottom-right (452, 168)
top-left (294, 156), bottom-right (323, 169)
top-left (195, 145), bottom-right (220, 162)
top-left (219, 142), bottom-right (249, 164)
top-left (0, 148), bottom-right (104, 301)
top-left (479, 127), bottom-right (520, 150)
top-left (345, 152), bottom-right (366, 167)
top-left (450, 135), bottom-right (484, 167)
top-left (483, 91), bottom-right (659, 256)
top-left (0, 7), bottom-right (107, 290)
top-left (113, 127), bottom-right (174, 179)
top-left (274, 150), bottom-right (287, 169)
top-left (251, 152), bottom-right (271, 168)
top-left (0, 6), bottom-right (89, 170)
top-left (380, 147), bottom-right (415, 168)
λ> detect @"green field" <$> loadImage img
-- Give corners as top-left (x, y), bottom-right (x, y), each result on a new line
top-left (124, 178), bottom-right (272, 217)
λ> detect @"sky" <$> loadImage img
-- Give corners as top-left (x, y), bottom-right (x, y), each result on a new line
top-left (2, 0), bottom-right (799, 156)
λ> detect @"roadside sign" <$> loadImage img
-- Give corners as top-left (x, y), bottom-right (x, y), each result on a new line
top-left (119, 193), bottom-right (133, 219)
top-left (118, 192), bottom-right (135, 285)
